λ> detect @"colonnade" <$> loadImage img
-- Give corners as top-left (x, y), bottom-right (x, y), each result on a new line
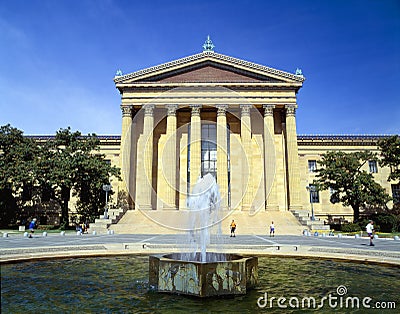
top-left (119, 104), bottom-right (302, 211)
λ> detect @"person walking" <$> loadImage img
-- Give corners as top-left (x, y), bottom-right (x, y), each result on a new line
top-left (269, 221), bottom-right (275, 237)
top-left (28, 218), bottom-right (37, 238)
top-left (230, 220), bottom-right (236, 237)
top-left (366, 220), bottom-right (375, 246)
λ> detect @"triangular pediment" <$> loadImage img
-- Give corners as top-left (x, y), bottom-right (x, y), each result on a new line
top-left (114, 51), bottom-right (305, 85)
top-left (140, 61), bottom-right (283, 83)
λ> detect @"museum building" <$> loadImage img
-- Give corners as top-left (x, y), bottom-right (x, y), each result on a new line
top-left (82, 38), bottom-right (398, 234)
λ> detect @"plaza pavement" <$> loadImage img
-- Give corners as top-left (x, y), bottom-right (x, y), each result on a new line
top-left (1, 231), bottom-right (400, 265)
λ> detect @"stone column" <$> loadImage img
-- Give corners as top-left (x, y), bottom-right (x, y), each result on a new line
top-left (285, 105), bottom-right (302, 210)
top-left (164, 104), bottom-right (178, 209)
top-left (216, 105), bottom-right (229, 209)
top-left (138, 104), bottom-right (154, 210)
top-left (190, 105), bottom-right (202, 190)
top-left (263, 105), bottom-right (278, 210)
top-left (241, 104), bottom-right (253, 210)
top-left (119, 105), bottom-right (133, 194)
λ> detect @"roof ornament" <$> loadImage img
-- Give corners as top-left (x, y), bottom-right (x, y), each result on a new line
top-left (115, 69), bottom-right (123, 77)
top-left (202, 35), bottom-right (215, 52)
top-left (295, 68), bottom-right (303, 77)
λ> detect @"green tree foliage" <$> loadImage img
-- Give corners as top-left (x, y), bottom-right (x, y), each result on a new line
top-left (314, 151), bottom-right (391, 222)
top-left (0, 125), bottom-right (120, 228)
top-left (44, 127), bottom-right (120, 228)
top-left (0, 125), bottom-right (39, 225)
top-left (378, 135), bottom-right (400, 182)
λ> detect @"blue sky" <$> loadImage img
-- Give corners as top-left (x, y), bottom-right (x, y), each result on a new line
top-left (0, 0), bottom-right (399, 135)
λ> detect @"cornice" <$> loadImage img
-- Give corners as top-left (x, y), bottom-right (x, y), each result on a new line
top-left (27, 135), bottom-right (121, 146)
top-left (297, 135), bottom-right (394, 146)
top-left (115, 82), bottom-right (303, 89)
top-left (25, 134), bottom-right (397, 148)
top-left (114, 51), bottom-right (305, 84)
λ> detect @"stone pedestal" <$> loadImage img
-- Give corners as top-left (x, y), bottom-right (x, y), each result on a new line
top-left (149, 253), bottom-right (258, 297)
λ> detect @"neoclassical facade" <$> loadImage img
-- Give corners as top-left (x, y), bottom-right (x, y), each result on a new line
top-left (90, 44), bottom-right (397, 232)
top-left (113, 46), bottom-right (308, 215)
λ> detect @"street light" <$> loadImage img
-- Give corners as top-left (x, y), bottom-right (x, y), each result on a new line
top-left (102, 184), bottom-right (112, 219)
top-left (306, 185), bottom-right (316, 221)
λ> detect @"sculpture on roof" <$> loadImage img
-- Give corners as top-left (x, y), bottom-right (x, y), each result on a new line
top-left (295, 68), bottom-right (303, 76)
top-left (202, 35), bottom-right (215, 52)
top-left (115, 69), bottom-right (123, 77)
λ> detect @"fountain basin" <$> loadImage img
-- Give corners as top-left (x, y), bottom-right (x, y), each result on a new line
top-left (149, 253), bottom-right (258, 297)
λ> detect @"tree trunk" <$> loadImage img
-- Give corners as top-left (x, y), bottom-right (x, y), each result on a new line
top-left (60, 186), bottom-right (70, 228)
top-left (353, 205), bottom-right (360, 222)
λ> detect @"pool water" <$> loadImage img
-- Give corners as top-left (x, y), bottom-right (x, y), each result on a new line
top-left (1, 256), bottom-right (399, 313)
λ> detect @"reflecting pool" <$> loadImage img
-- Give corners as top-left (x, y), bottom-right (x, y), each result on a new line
top-left (1, 256), bottom-right (399, 313)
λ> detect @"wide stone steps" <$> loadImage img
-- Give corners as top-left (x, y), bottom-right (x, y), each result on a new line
top-left (290, 210), bottom-right (330, 231)
top-left (110, 210), bottom-right (305, 235)
top-left (89, 207), bottom-right (127, 233)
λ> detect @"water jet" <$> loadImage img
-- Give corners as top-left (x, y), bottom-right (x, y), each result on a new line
top-left (149, 174), bottom-right (258, 297)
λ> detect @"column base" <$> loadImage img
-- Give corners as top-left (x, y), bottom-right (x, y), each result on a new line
top-left (266, 205), bottom-right (280, 211)
top-left (289, 205), bottom-right (303, 211)
top-left (137, 204), bottom-right (153, 211)
top-left (241, 204), bottom-right (252, 211)
top-left (162, 206), bottom-right (178, 210)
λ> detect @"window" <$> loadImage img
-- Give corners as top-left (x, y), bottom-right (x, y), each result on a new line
top-left (308, 184), bottom-right (319, 203)
top-left (392, 184), bottom-right (400, 204)
top-left (308, 160), bottom-right (317, 173)
top-left (187, 122), bottom-right (231, 207)
top-left (369, 160), bottom-right (378, 173)
top-left (201, 124), bottom-right (217, 179)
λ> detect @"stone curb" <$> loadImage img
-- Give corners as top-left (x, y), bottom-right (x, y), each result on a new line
top-left (1, 243), bottom-right (399, 266)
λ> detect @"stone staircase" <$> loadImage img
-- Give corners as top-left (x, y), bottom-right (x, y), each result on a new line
top-left (290, 209), bottom-right (330, 231)
top-left (89, 207), bottom-right (127, 233)
top-left (110, 210), bottom-right (305, 235)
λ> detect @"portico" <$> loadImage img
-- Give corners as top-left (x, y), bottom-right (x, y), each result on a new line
top-left (114, 43), bottom-right (305, 213)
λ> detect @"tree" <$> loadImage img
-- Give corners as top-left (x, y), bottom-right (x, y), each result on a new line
top-left (378, 135), bottom-right (400, 182)
top-left (0, 125), bottom-right (39, 226)
top-left (0, 125), bottom-right (121, 228)
top-left (74, 152), bottom-right (120, 223)
top-left (314, 151), bottom-right (391, 222)
top-left (45, 127), bottom-right (120, 228)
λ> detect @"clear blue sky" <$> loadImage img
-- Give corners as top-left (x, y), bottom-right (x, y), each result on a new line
top-left (1, 0), bottom-right (399, 135)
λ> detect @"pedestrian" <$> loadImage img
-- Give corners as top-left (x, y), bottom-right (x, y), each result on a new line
top-left (366, 220), bottom-right (375, 246)
top-left (230, 220), bottom-right (236, 237)
top-left (269, 221), bottom-right (275, 237)
top-left (28, 218), bottom-right (37, 238)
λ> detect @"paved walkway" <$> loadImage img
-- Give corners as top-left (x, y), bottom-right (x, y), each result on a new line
top-left (1, 232), bottom-right (400, 265)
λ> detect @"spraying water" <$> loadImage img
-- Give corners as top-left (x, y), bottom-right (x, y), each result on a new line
top-left (184, 173), bottom-right (225, 262)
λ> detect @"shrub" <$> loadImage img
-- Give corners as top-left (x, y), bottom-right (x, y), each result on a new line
top-left (37, 225), bottom-right (56, 230)
top-left (341, 223), bottom-right (361, 233)
top-left (361, 213), bottom-right (400, 233)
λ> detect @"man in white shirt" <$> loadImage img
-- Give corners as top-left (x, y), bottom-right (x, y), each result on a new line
top-left (269, 221), bottom-right (275, 237)
top-left (366, 220), bottom-right (375, 246)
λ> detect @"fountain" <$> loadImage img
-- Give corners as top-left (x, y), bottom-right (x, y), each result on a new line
top-left (149, 174), bottom-right (258, 297)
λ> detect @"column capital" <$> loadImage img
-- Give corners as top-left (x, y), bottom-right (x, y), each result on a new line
top-left (121, 105), bottom-right (133, 117)
top-left (143, 104), bottom-right (155, 116)
top-left (285, 105), bottom-right (297, 117)
top-left (190, 104), bottom-right (202, 116)
top-left (216, 104), bottom-right (228, 116)
top-left (166, 104), bottom-right (178, 116)
top-left (263, 105), bottom-right (275, 117)
top-left (240, 104), bottom-right (252, 116)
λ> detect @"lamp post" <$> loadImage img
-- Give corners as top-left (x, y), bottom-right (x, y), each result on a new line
top-left (102, 184), bottom-right (112, 219)
top-left (306, 185), bottom-right (316, 221)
